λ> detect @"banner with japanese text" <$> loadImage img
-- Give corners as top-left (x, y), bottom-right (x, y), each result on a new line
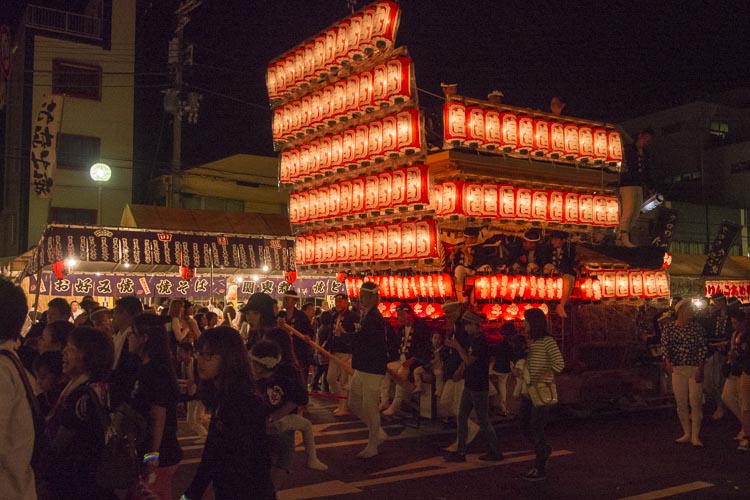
top-left (702, 221), bottom-right (742, 276)
top-left (28, 273), bottom-right (227, 299)
top-left (236, 277), bottom-right (346, 299)
top-left (30, 94), bottom-right (64, 198)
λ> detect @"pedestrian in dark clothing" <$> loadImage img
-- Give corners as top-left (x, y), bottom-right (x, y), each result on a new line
top-left (182, 327), bottom-right (274, 500)
top-left (617, 128), bottom-right (654, 247)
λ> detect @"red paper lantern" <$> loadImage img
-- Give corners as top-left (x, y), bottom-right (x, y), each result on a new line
top-left (342, 128), bottom-right (356, 167)
top-left (347, 13), bottom-right (363, 60)
top-left (359, 7), bottom-right (376, 54)
top-left (391, 168), bottom-right (405, 205)
top-left (52, 260), bottom-right (66, 279)
top-left (500, 112), bottom-right (518, 151)
top-left (382, 115), bottom-right (398, 154)
top-left (313, 233), bottom-right (326, 264)
top-left (358, 70), bottom-right (374, 112)
top-left (378, 171), bottom-right (393, 209)
top-left (339, 180), bottom-right (352, 215)
top-left (284, 270), bottom-right (297, 284)
top-left (578, 126), bottom-right (594, 162)
top-left (606, 197), bottom-right (619, 225)
top-left (337, 271), bottom-right (347, 282)
top-left (372, 1), bottom-right (400, 50)
top-left (332, 80), bottom-right (348, 122)
top-left (304, 234), bottom-right (315, 265)
top-left (615, 271), bottom-right (629, 298)
top-left (348, 229), bottom-right (360, 261)
top-left (373, 226), bottom-right (388, 260)
top-left (643, 271), bottom-right (657, 297)
top-left (295, 236), bottom-right (306, 265)
top-left (266, 64), bottom-right (278, 101)
top-left (481, 184), bottom-right (498, 217)
top-left (532, 119), bottom-right (550, 156)
top-left (444, 102), bottom-right (466, 148)
top-left (563, 124), bottom-right (580, 160)
top-left (330, 134), bottom-right (343, 168)
top-left (593, 128), bottom-right (608, 162)
top-left (372, 63), bottom-right (389, 106)
top-left (354, 124), bottom-right (370, 164)
top-left (549, 191), bottom-right (564, 223)
top-left (629, 271), bottom-right (644, 298)
top-left (368, 120), bottom-right (384, 161)
top-left (463, 183), bottom-right (483, 216)
top-left (482, 303), bottom-right (503, 321)
top-left (498, 185), bottom-right (515, 219)
top-left (400, 222), bottom-right (416, 258)
top-left (396, 109), bottom-right (422, 155)
top-left (517, 116), bottom-right (534, 153)
top-left (180, 266), bottom-right (194, 281)
top-left (531, 190), bottom-right (548, 221)
top-left (355, 227), bottom-right (370, 262)
top-left (607, 130), bottom-right (623, 164)
top-left (564, 192), bottom-right (579, 224)
top-left (335, 20), bottom-right (350, 67)
top-left (515, 188), bottom-right (532, 220)
top-left (465, 106), bottom-right (486, 148)
top-left (578, 194), bottom-right (594, 225)
top-left (351, 178), bottom-right (365, 213)
top-left (593, 195), bottom-right (608, 226)
top-left (549, 122), bottom-right (565, 158)
top-left (324, 27), bottom-right (337, 71)
top-left (336, 231), bottom-right (349, 262)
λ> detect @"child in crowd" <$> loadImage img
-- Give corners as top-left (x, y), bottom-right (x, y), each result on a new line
top-left (413, 332), bottom-right (447, 398)
top-left (33, 350), bottom-right (67, 417)
top-left (176, 341), bottom-right (208, 440)
top-left (250, 340), bottom-right (327, 493)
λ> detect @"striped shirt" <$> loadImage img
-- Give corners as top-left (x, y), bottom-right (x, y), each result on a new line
top-left (526, 336), bottom-right (565, 384)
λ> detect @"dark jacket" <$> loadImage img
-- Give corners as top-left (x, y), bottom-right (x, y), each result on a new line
top-left (537, 241), bottom-right (576, 276)
top-left (346, 306), bottom-right (388, 375)
top-left (328, 308), bottom-right (358, 354)
top-left (184, 386), bottom-right (274, 500)
top-left (395, 318), bottom-right (433, 366)
top-left (285, 308), bottom-right (314, 366)
top-left (444, 319), bottom-right (471, 380)
top-left (619, 143), bottom-right (652, 187)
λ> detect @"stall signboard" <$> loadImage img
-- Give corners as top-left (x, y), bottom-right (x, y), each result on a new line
top-left (29, 273), bottom-right (346, 299)
top-left (26, 225), bottom-right (295, 277)
top-left (705, 280), bottom-right (750, 299)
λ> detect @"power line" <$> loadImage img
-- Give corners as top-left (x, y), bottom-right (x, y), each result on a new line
top-left (187, 84), bottom-right (269, 112)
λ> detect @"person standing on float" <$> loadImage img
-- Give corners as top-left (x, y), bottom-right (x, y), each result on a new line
top-left (617, 128), bottom-right (654, 248)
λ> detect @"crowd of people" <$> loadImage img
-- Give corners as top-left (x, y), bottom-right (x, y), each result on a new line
top-left (3, 274), bottom-right (749, 500)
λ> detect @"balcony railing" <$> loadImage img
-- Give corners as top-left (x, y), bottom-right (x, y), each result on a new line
top-left (26, 5), bottom-right (102, 40)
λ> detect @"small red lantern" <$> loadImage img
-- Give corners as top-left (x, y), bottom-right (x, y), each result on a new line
top-left (549, 191), bottom-right (564, 223)
top-left (593, 128), bottom-right (608, 162)
top-left (578, 126), bottom-right (594, 162)
top-left (372, 63), bottom-right (389, 106)
top-left (337, 271), bottom-right (347, 282)
top-left (549, 122), bottom-right (565, 158)
top-left (564, 192), bottom-right (579, 224)
top-left (284, 270), bottom-right (297, 284)
top-left (499, 112), bottom-right (518, 152)
top-left (484, 109), bottom-right (502, 150)
top-left (578, 194), bottom-right (594, 225)
top-left (563, 124), bottom-right (580, 160)
top-left (444, 102), bottom-right (467, 148)
top-left (465, 106), bottom-right (486, 148)
top-left (532, 118), bottom-right (550, 156)
top-left (517, 116), bottom-right (534, 153)
top-left (52, 260), bottom-right (66, 280)
top-left (180, 266), bottom-right (195, 281)
top-left (607, 130), bottom-right (623, 165)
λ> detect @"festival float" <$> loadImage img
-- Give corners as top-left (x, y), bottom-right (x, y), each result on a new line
top-left (268, 0), bottom-right (679, 407)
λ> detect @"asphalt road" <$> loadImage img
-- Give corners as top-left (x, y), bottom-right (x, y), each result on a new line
top-left (173, 395), bottom-right (750, 500)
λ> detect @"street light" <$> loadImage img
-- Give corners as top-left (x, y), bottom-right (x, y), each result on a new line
top-left (89, 162), bottom-right (111, 225)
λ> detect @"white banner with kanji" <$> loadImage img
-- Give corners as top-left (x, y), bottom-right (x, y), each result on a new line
top-left (30, 94), bottom-right (64, 198)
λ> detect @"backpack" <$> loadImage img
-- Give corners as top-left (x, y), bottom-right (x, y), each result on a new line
top-left (0, 349), bottom-right (49, 472)
top-left (87, 387), bottom-right (147, 491)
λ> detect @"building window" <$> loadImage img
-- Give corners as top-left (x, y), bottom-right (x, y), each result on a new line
top-left (661, 122), bottom-right (681, 135)
top-left (52, 59), bottom-right (102, 100)
top-left (709, 121), bottom-right (729, 139)
top-left (57, 134), bottom-right (101, 170)
top-left (48, 207), bottom-right (97, 225)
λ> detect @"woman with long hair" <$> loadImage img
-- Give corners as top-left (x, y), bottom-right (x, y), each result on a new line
top-left (181, 327), bottom-right (274, 500)
top-left (41, 326), bottom-right (114, 499)
top-left (516, 308), bottom-right (564, 482)
top-left (661, 298), bottom-right (708, 446)
top-left (127, 314), bottom-right (183, 499)
top-left (182, 302), bottom-right (202, 344)
top-left (166, 299), bottom-right (188, 354)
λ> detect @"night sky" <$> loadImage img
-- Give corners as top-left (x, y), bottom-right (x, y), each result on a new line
top-left (4, 1), bottom-right (750, 188)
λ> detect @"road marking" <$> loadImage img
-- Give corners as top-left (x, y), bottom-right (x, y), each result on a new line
top-left (277, 450), bottom-right (574, 500)
top-left (615, 481), bottom-right (714, 500)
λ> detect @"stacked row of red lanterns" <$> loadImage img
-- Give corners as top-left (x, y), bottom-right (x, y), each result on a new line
top-left (443, 102), bottom-right (623, 165)
top-left (289, 164), bottom-right (429, 224)
top-left (590, 270), bottom-right (670, 299)
top-left (295, 220), bottom-right (438, 267)
top-left (473, 274), bottom-right (565, 301)
top-left (433, 181), bottom-right (620, 226)
top-left (377, 301), bottom-right (446, 320)
top-left (481, 303), bottom-right (549, 322)
top-left (345, 273), bottom-right (454, 300)
top-left (279, 109), bottom-right (423, 184)
top-left (272, 56), bottom-right (414, 143)
top-left (267, 1), bottom-right (401, 103)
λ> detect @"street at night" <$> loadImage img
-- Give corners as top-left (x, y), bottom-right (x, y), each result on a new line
top-left (173, 397), bottom-right (750, 500)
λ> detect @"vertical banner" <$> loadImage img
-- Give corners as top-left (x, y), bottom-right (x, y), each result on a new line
top-left (30, 94), bottom-right (64, 198)
top-left (702, 221), bottom-right (742, 276)
top-left (651, 207), bottom-right (679, 250)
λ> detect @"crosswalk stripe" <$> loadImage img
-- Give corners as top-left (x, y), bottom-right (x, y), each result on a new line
top-left (615, 481), bottom-right (714, 500)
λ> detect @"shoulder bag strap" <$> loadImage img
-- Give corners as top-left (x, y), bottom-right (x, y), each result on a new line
top-left (0, 349), bottom-right (41, 418)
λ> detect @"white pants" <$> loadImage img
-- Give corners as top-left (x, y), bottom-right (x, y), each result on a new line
top-left (440, 378), bottom-right (465, 417)
top-left (618, 185), bottom-right (643, 234)
top-left (349, 370), bottom-right (385, 450)
top-left (381, 359), bottom-right (410, 411)
top-left (327, 353), bottom-right (352, 410)
top-left (672, 365), bottom-right (703, 440)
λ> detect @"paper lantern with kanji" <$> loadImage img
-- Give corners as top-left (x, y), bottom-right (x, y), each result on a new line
top-left (298, 144), bottom-right (310, 178)
top-left (643, 271), bottom-right (657, 297)
top-left (593, 128), bottom-right (608, 162)
top-left (532, 118), bottom-right (550, 156)
top-left (318, 136), bottom-right (332, 173)
top-left (300, 95), bottom-right (312, 132)
top-left (347, 13), bottom-right (363, 60)
top-left (372, 1), bottom-right (401, 49)
top-left (279, 152), bottom-right (291, 184)
top-left (378, 171), bottom-right (393, 209)
top-left (330, 134), bottom-right (343, 168)
top-left (415, 221), bottom-right (436, 257)
top-left (272, 108), bottom-right (284, 141)
top-left (404, 164), bottom-right (429, 205)
top-left (386, 56), bottom-right (413, 105)
top-left (266, 65), bottom-right (278, 101)
top-left (484, 109), bottom-right (502, 150)
top-left (293, 48), bottom-right (305, 88)
top-left (359, 6), bottom-right (376, 54)
top-left (317, 186), bottom-right (330, 219)
top-left (463, 183), bottom-right (482, 216)
top-left (655, 271), bottom-right (670, 297)
top-left (474, 276), bottom-right (491, 300)
top-left (517, 116), bottom-right (534, 153)
top-left (382, 115), bottom-right (398, 153)
top-left (327, 183), bottom-right (341, 218)
top-left (578, 126), bottom-right (594, 161)
top-left (312, 35), bottom-right (325, 77)
top-left (307, 189), bottom-right (318, 221)
top-left (531, 190), bottom-right (548, 221)
top-left (482, 303), bottom-right (504, 321)
top-left (515, 188), bottom-right (532, 220)
top-left (629, 271), bottom-right (644, 298)
top-left (564, 192), bottom-right (579, 224)
top-left (549, 122), bottom-right (565, 158)
top-left (332, 80), bottom-right (347, 122)
top-left (500, 112), bottom-right (518, 151)
top-left (498, 185), bottom-right (515, 219)
top-left (358, 70), bottom-right (374, 113)
top-left (607, 130), bottom-right (623, 164)
top-left (320, 86), bottom-right (333, 122)
top-left (578, 194), bottom-right (594, 225)
top-left (351, 178), bottom-right (365, 213)
top-left (308, 141), bottom-right (319, 176)
top-left (435, 180), bottom-right (462, 215)
top-left (303, 41), bottom-right (315, 83)
top-left (335, 231), bottom-right (349, 262)
top-left (387, 224), bottom-right (401, 259)
top-left (549, 191), bottom-right (564, 223)
top-left (373, 226), bottom-right (388, 260)
top-left (334, 20), bottom-right (350, 67)
top-left (365, 174), bottom-right (379, 211)
top-left (436, 273), bottom-right (454, 298)
top-left (372, 63), bottom-right (389, 106)
top-left (274, 59), bottom-right (286, 96)
top-left (391, 168), bottom-right (405, 205)
top-left (465, 106), bottom-right (486, 148)
top-left (396, 109), bottom-right (422, 155)
top-left (593, 195), bottom-right (608, 226)
top-left (345, 74), bottom-right (360, 119)
top-left (295, 236), bottom-right (306, 265)
top-left (426, 303), bottom-right (444, 319)
top-left (563, 124), bottom-right (580, 159)
top-left (289, 193), bottom-right (299, 223)
top-left (306, 233), bottom-right (318, 264)
top-left (354, 124), bottom-right (370, 164)
top-left (606, 197), bottom-right (619, 225)
top-left (368, 120), bottom-right (384, 161)
top-left (481, 184), bottom-right (498, 217)
top-left (400, 222), bottom-right (417, 258)
top-left (309, 91), bottom-right (323, 129)
top-left (444, 102), bottom-right (466, 148)
top-left (615, 271), bottom-right (629, 298)
top-left (297, 191), bottom-right (309, 222)
top-left (342, 128), bottom-right (356, 167)
top-left (323, 27), bottom-right (337, 72)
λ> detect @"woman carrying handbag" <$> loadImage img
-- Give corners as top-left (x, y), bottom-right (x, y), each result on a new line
top-left (514, 309), bottom-right (564, 482)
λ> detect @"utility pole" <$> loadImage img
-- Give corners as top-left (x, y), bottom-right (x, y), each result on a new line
top-left (165, 0), bottom-right (202, 208)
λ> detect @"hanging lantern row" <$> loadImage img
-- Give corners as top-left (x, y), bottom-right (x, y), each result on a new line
top-left (433, 181), bottom-right (620, 226)
top-left (481, 303), bottom-right (549, 322)
top-left (590, 270), bottom-right (670, 299)
top-left (474, 274), bottom-right (565, 301)
top-left (272, 56), bottom-right (414, 143)
top-left (294, 220), bottom-right (438, 266)
top-left (377, 301), bottom-right (446, 319)
top-left (704, 280), bottom-right (750, 299)
top-left (280, 109), bottom-right (423, 184)
top-left (267, 1), bottom-right (401, 103)
top-left (345, 273), bottom-right (454, 300)
top-left (443, 102), bottom-right (623, 165)
top-left (289, 164), bottom-right (429, 224)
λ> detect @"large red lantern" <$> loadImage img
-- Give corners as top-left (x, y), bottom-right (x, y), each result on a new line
top-left (391, 168), bottom-right (405, 205)
top-left (532, 118), bottom-right (550, 156)
top-left (382, 115), bottom-right (398, 153)
top-left (549, 122), bottom-right (565, 158)
top-left (372, 63), bottom-right (389, 106)
top-left (563, 124), bottom-right (580, 160)
top-left (593, 128), bottom-right (608, 162)
top-left (578, 126), bottom-right (594, 162)
top-left (515, 188), bottom-right (532, 220)
top-left (484, 109), bottom-right (502, 150)
top-left (549, 191), bottom-right (564, 223)
top-left (368, 120), bottom-right (384, 161)
top-left (386, 56), bottom-right (412, 105)
top-left (444, 102), bottom-right (466, 148)
top-left (354, 124), bottom-right (370, 164)
top-left (358, 70), bottom-right (374, 112)
top-left (396, 109), bottom-right (422, 155)
top-left (463, 183), bottom-right (482, 216)
top-left (372, 1), bottom-right (401, 50)
top-left (500, 112), bottom-right (518, 152)
top-left (498, 185), bottom-right (515, 219)
top-left (401, 222), bottom-right (416, 258)
top-left (465, 106), bottom-right (486, 148)
top-left (531, 190), bottom-right (548, 221)
top-left (607, 130), bottom-right (623, 164)
top-left (578, 194), bottom-right (594, 225)
top-left (359, 227), bottom-right (374, 261)
top-left (348, 229), bottom-right (360, 261)
top-left (517, 116), bottom-right (534, 153)
top-left (564, 192), bottom-right (579, 224)
top-left (593, 195), bottom-right (608, 226)
top-left (378, 171), bottom-right (393, 209)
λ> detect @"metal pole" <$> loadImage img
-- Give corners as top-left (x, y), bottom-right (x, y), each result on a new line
top-left (97, 183), bottom-right (102, 225)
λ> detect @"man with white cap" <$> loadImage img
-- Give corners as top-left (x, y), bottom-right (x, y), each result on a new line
top-left (344, 281), bottom-right (389, 458)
